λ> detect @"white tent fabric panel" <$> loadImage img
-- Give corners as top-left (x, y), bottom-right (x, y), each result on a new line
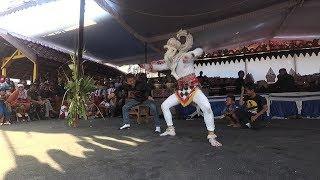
top-left (296, 54), bottom-right (320, 75)
top-left (195, 61), bottom-right (245, 78)
top-left (195, 54), bottom-right (320, 81)
top-left (246, 57), bottom-right (295, 81)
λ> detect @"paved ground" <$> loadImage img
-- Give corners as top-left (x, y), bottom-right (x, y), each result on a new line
top-left (0, 117), bottom-right (320, 180)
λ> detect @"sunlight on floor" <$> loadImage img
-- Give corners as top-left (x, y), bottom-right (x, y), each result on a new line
top-left (123, 136), bottom-right (149, 143)
top-left (94, 136), bottom-right (139, 146)
top-left (82, 137), bottom-right (120, 151)
top-left (0, 129), bottom-right (148, 179)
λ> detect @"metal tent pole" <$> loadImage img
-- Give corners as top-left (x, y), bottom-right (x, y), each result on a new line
top-left (77, 0), bottom-right (85, 76)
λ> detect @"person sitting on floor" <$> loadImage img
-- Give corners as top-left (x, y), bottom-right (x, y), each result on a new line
top-left (114, 73), bottom-right (161, 133)
top-left (236, 84), bottom-right (268, 129)
top-left (222, 94), bottom-right (240, 128)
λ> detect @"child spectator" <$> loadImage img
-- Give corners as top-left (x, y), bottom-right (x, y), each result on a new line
top-left (223, 94), bottom-right (240, 128)
top-left (59, 102), bottom-right (69, 119)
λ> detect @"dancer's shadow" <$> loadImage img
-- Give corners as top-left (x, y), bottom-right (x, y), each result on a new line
top-left (4, 155), bottom-right (61, 180)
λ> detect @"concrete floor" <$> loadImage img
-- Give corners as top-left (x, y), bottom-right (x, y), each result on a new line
top-left (0, 117), bottom-right (320, 180)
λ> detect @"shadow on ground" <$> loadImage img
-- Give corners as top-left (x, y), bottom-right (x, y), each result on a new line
top-left (1, 117), bottom-right (320, 180)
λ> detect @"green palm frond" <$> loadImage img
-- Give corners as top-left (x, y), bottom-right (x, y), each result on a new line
top-left (65, 55), bottom-right (96, 127)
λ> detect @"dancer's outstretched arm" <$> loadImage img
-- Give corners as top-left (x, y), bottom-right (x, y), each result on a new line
top-left (182, 48), bottom-right (203, 63)
top-left (140, 60), bottom-right (169, 72)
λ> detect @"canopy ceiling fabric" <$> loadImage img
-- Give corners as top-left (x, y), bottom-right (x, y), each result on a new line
top-left (0, 29), bottom-right (124, 78)
top-left (2, 0), bottom-right (320, 65)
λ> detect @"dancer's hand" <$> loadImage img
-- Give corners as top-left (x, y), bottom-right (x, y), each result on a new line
top-left (139, 64), bottom-right (152, 72)
top-left (182, 53), bottom-right (193, 63)
top-left (148, 96), bottom-right (154, 101)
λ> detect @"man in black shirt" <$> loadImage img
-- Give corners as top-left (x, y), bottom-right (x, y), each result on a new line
top-left (275, 68), bottom-right (296, 92)
top-left (236, 83), bottom-right (268, 129)
top-left (117, 74), bottom-right (161, 132)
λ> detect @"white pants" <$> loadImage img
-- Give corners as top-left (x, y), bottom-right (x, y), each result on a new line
top-left (161, 89), bottom-right (215, 131)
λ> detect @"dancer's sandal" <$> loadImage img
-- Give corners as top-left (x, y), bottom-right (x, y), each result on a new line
top-left (207, 134), bottom-right (222, 147)
top-left (160, 127), bottom-right (176, 136)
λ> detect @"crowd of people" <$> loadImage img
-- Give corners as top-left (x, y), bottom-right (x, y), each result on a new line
top-left (0, 77), bottom-right (64, 125)
top-left (148, 69), bottom-right (320, 98)
top-left (0, 67), bottom-right (319, 130)
top-left (198, 69), bottom-right (320, 95)
top-left (0, 73), bottom-right (156, 127)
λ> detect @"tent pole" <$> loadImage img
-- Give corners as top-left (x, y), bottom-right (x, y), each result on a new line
top-left (293, 54), bottom-right (297, 73)
top-left (144, 42), bottom-right (147, 73)
top-left (244, 59), bottom-right (248, 75)
top-left (144, 42), bottom-right (148, 63)
top-left (77, 0), bottom-right (85, 76)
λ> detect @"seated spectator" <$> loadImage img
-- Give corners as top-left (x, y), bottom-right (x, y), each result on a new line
top-left (28, 84), bottom-right (55, 119)
top-left (275, 68), bottom-right (296, 92)
top-left (114, 76), bottom-right (124, 89)
top-left (222, 94), bottom-right (240, 128)
top-left (107, 83), bottom-right (116, 95)
top-left (244, 73), bottom-right (254, 84)
top-left (5, 78), bottom-right (15, 92)
top-left (8, 84), bottom-right (31, 120)
top-left (236, 84), bottom-right (268, 129)
top-left (256, 80), bottom-right (268, 93)
top-left (86, 94), bottom-right (98, 118)
top-left (115, 73), bottom-right (161, 132)
top-left (98, 96), bottom-right (111, 116)
top-left (92, 82), bottom-right (106, 107)
top-left (197, 71), bottom-right (205, 84)
top-left (107, 89), bottom-right (117, 117)
top-left (20, 80), bottom-right (30, 90)
top-left (39, 81), bottom-right (54, 103)
top-left (235, 70), bottom-right (245, 93)
top-left (53, 81), bottom-right (65, 111)
top-left (0, 87), bottom-right (11, 125)
top-left (59, 102), bottom-right (69, 119)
